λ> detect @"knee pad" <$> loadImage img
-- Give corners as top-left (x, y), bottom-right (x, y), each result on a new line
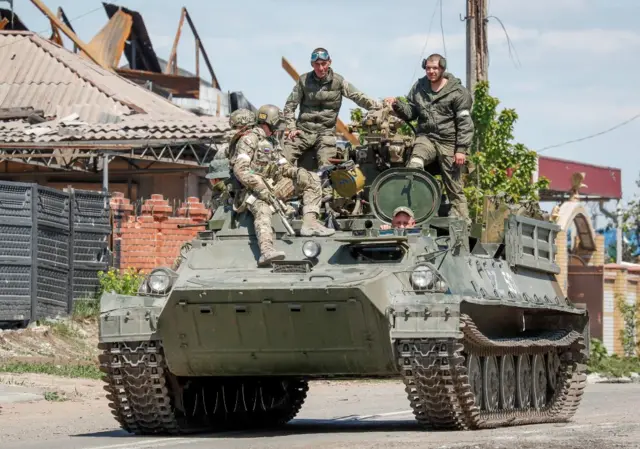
top-left (407, 156), bottom-right (424, 169)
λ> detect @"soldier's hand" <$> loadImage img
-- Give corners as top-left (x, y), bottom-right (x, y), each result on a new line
top-left (383, 97), bottom-right (396, 107)
top-left (255, 188), bottom-right (271, 202)
top-left (286, 129), bottom-right (302, 140)
top-left (454, 153), bottom-right (466, 165)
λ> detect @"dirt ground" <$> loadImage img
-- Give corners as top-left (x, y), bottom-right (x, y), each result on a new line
top-left (0, 318), bottom-right (100, 365)
top-left (1, 319), bottom-right (640, 448)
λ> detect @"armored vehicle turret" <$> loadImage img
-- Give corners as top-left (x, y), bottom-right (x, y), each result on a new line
top-left (98, 107), bottom-right (589, 435)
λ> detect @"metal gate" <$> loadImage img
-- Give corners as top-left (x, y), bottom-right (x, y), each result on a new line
top-left (567, 264), bottom-right (604, 342)
top-left (0, 181), bottom-right (110, 324)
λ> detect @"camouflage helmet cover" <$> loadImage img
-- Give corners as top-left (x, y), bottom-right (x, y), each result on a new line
top-left (256, 104), bottom-right (284, 130)
top-left (205, 158), bottom-right (230, 179)
top-left (392, 206), bottom-right (414, 219)
top-left (229, 108), bottom-right (255, 128)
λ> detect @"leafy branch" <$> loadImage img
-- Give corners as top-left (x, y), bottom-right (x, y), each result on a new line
top-left (617, 293), bottom-right (638, 357)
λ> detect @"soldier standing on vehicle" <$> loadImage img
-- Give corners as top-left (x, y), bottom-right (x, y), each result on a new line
top-left (384, 53), bottom-right (474, 224)
top-left (231, 104), bottom-right (335, 266)
top-left (283, 47), bottom-right (382, 169)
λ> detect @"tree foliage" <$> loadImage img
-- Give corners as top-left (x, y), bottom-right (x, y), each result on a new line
top-left (602, 175), bottom-right (640, 263)
top-left (464, 81), bottom-right (550, 222)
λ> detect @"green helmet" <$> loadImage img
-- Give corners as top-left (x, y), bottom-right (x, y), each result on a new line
top-left (256, 104), bottom-right (284, 131)
top-left (229, 109), bottom-right (255, 128)
top-left (205, 158), bottom-right (230, 180)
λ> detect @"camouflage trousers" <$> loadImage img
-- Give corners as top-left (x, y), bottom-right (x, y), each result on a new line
top-left (283, 129), bottom-right (337, 169)
top-left (407, 135), bottom-right (470, 223)
top-left (249, 168), bottom-right (322, 254)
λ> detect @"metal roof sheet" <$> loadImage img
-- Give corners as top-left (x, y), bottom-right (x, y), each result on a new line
top-left (0, 31), bottom-right (231, 145)
top-left (0, 31), bottom-right (195, 122)
top-left (0, 115), bottom-right (230, 143)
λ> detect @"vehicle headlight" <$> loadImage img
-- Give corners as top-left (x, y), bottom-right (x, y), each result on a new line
top-left (302, 240), bottom-right (321, 258)
top-left (410, 266), bottom-right (434, 290)
top-left (147, 268), bottom-right (174, 293)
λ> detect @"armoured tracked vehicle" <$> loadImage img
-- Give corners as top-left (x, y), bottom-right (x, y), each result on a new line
top-left (98, 107), bottom-right (589, 435)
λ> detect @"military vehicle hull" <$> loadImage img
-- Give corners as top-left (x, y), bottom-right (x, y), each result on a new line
top-left (99, 173), bottom-right (589, 434)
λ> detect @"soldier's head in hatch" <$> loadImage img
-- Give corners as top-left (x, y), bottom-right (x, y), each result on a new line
top-left (391, 206), bottom-right (416, 229)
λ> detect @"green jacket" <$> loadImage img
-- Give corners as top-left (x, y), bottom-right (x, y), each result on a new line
top-left (394, 73), bottom-right (474, 154)
top-left (283, 68), bottom-right (380, 134)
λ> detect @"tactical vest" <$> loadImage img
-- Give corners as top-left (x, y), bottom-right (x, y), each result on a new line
top-left (296, 69), bottom-right (343, 134)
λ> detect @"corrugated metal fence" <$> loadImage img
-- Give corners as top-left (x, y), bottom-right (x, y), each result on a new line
top-left (0, 181), bottom-right (111, 324)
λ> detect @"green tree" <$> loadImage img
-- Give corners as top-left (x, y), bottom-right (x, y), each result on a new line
top-left (464, 81), bottom-right (550, 222)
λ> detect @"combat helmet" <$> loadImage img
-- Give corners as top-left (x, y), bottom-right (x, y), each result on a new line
top-left (229, 108), bottom-right (255, 128)
top-left (256, 104), bottom-right (284, 131)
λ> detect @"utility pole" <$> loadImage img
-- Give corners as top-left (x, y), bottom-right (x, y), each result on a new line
top-left (465, 0), bottom-right (489, 93)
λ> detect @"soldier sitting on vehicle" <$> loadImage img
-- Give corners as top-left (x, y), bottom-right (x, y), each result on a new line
top-left (380, 206), bottom-right (416, 230)
top-left (230, 104), bottom-right (335, 266)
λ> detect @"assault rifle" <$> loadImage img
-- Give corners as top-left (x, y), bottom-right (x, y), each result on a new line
top-left (247, 179), bottom-right (296, 237)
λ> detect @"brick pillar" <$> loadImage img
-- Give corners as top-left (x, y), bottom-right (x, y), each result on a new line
top-left (593, 234), bottom-right (605, 266)
top-left (109, 192), bottom-right (134, 269)
top-left (110, 194), bottom-right (212, 272)
top-left (177, 196), bottom-right (210, 221)
top-left (556, 230), bottom-right (568, 296)
top-left (613, 269), bottom-right (628, 356)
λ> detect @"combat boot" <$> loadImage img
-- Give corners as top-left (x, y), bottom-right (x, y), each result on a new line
top-left (258, 248), bottom-right (286, 267)
top-left (300, 213), bottom-right (336, 237)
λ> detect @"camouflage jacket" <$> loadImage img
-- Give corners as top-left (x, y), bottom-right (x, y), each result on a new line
top-left (394, 73), bottom-right (474, 153)
top-left (231, 126), bottom-right (296, 193)
top-left (283, 68), bottom-right (381, 134)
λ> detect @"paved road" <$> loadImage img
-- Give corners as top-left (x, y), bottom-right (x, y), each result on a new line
top-left (1, 380), bottom-right (638, 449)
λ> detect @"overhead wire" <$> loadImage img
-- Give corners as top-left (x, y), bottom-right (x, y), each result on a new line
top-left (439, 0), bottom-right (447, 58)
top-left (486, 15), bottom-right (521, 69)
top-left (0, 5), bottom-right (103, 53)
top-left (409, 0), bottom-right (439, 86)
top-left (537, 113), bottom-right (640, 153)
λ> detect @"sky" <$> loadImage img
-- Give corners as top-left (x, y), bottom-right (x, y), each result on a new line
top-left (14, 0), bottom-right (640, 219)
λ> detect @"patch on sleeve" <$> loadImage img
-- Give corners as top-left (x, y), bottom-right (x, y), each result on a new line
top-left (277, 157), bottom-right (287, 165)
top-left (242, 135), bottom-right (256, 145)
top-left (457, 109), bottom-right (470, 118)
top-left (236, 153), bottom-right (251, 162)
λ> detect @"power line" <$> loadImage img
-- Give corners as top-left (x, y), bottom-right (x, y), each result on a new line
top-left (0, 5), bottom-right (103, 53)
top-left (537, 112), bottom-right (640, 153)
top-left (439, 0), bottom-right (447, 58)
top-left (409, 0), bottom-right (439, 86)
top-left (486, 15), bottom-right (521, 69)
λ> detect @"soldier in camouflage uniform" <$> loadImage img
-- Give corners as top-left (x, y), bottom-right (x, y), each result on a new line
top-left (224, 108), bottom-right (256, 159)
top-left (231, 104), bottom-right (335, 266)
top-left (283, 47), bottom-right (382, 169)
top-left (385, 54), bottom-right (474, 223)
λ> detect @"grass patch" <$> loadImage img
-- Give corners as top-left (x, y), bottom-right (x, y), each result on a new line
top-left (72, 298), bottom-right (100, 321)
top-left (587, 338), bottom-right (640, 378)
top-left (44, 390), bottom-right (68, 402)
top-left (38, 320), bottom-right (78, 338)
top-left (0, 361), bottom-right (102, 380)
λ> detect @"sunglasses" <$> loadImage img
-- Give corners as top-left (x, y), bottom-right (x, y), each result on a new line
top-left (310, 50), bottom-right (330, 62)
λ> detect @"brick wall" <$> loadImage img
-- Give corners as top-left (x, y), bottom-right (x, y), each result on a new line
top-left (110, 193), bottom-right (210, 272)
top-left (604, 264), bottom-right (640, 356)
top-left (556, 230), bottom-right (568, 296)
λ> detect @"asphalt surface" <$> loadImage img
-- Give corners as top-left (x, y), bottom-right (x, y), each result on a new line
top-left (1, 380), bottom-right (638, 449)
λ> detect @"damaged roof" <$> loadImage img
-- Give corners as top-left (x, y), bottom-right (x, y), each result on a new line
top-left (0, 31), bottom-right (231, 144)
top-left (0, 31), bottom-right (195, 120)
top-left (0, 115), bottom-right (230, 143)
